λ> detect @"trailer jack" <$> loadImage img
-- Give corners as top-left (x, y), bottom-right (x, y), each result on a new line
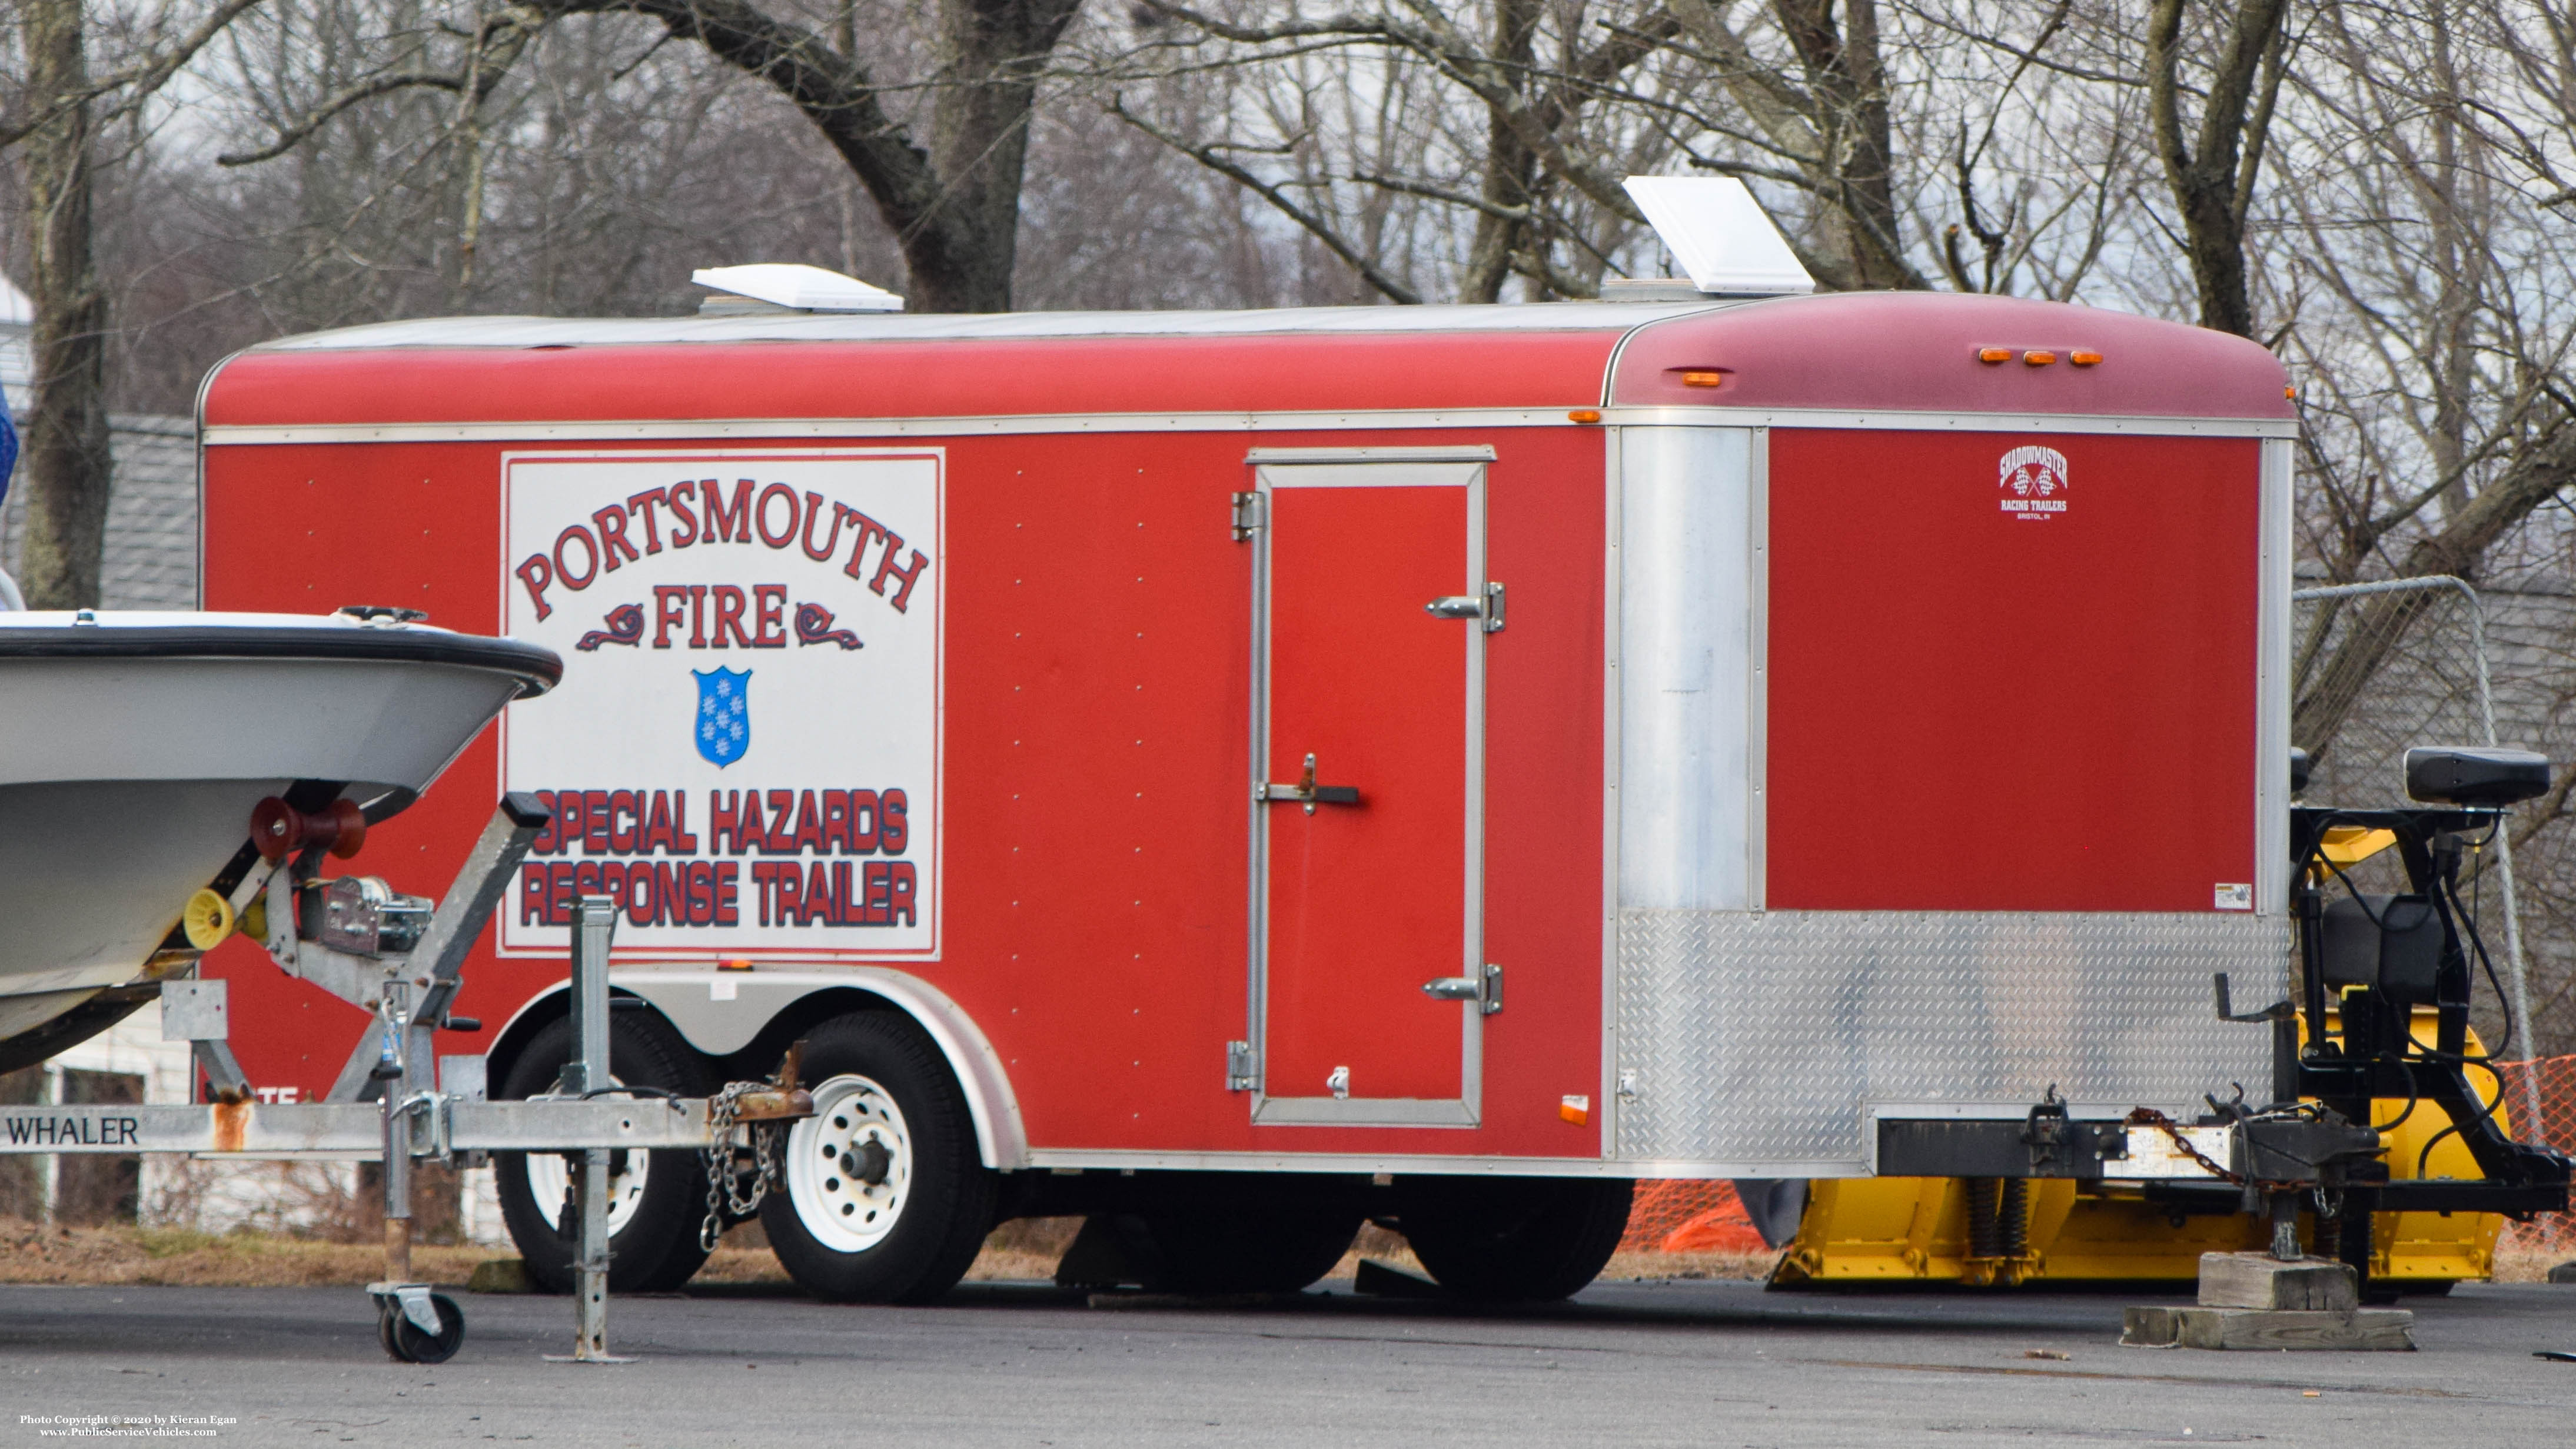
top-left (0, 793), bottom-right (810, 1365)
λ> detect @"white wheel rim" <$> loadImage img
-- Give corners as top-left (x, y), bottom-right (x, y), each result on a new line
top-left (786, 1074), bottom-right (913, 1253)
top-left (521, 1072), bottom-right (650, 1237)
top-left (524, 1144), bottom-right (650, 1237)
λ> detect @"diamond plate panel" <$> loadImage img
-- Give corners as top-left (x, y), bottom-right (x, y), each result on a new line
top-left (1613, 911), bottom-right (2289, 1166)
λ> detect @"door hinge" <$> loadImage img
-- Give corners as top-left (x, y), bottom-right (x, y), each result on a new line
top-left (1225, 1040), bottom-right (1259, 1092)
top-left (1423, 581), bottom-right (1505, 632)
top-left (1420, 963), bottom-right (1503, 1015)
top-left (1229, 491), bottom-right (1265, 541)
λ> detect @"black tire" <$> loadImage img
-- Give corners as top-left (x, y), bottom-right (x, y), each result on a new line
top-left (759, 1011), bottom-right (998, 1304)
top-left (1138, 1209), bottom-right (1359, 1295)
top-left (494, 1010), bottom-right (713, 1294)
top-left (380, 1294), bottom-right (465, 1364)
top-left (1398, 1176), bottom-right (1633, 1302)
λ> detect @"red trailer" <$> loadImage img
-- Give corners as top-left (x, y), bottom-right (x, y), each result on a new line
top-left (196, 288), bottom-right (2298, 1301)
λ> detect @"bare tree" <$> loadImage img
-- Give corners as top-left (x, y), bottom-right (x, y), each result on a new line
top-left (2278, 1), bottom-right (2576, 749)
top-left (2145, 0), bottom-right (2289, 338)
top-left (214, 0), bottom-right (1085, 312)
top-left (12, 0), bottom-right (112, 609)
top-left (4, 0), bottom-right (265, 607)
top-left (1663, 1), bottom-right (1924, 289)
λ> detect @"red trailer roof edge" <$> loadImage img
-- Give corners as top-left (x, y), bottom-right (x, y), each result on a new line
top-left (199, 293), bottom-right (2292, 432)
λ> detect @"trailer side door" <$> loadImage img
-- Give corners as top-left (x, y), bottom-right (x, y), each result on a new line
top-left (1247, 451), bottom-right (1493, 1126)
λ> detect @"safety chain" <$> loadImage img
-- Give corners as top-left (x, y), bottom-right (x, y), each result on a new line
top-left (699, 1082), bottom-right (786, 1253)
top-left (2122, 1106), bottom-right (2243, 1185)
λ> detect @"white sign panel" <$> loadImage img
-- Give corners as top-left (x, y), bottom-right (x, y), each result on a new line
top-left (498, 450), bottom-right (941, 960)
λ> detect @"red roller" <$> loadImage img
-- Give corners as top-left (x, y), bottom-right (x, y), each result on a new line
top-left (249, 796), bottom-right (368, 862)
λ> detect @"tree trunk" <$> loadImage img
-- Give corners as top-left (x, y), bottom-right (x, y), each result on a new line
top-left (578, 0), bottom-right (1082, 314)
top-left (1773, 0), bottom-right (1914, 290)
top-left (15, 0), bottom-right (113, 610)
top-left (2146, 0), bottom-right (2289, 338)
top-left (1460, 0), bottom-right (1540, 303)
top-left (911, 0), bottom-right (1079, 312)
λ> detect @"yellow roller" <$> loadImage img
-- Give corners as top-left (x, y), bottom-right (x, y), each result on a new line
top-left (181, 888), bottom-right (235, 949)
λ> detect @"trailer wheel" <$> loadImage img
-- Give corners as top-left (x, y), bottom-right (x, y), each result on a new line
top-left (1398, 1177), bottom-right (1633, 1302)
top-left (760, 1011), bottom-right (998, 1304)
top-left (493, 1011), bottom-right (713, 1294)
top-left (1137, 1211), bottom-right (1360, 1295)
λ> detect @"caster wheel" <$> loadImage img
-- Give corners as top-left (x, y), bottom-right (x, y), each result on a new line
top-left (380, 1294), bottom-right (465, 1364)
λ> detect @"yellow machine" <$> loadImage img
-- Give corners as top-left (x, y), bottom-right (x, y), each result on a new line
top-left (1777, 826), bottom-right (2508, 1288)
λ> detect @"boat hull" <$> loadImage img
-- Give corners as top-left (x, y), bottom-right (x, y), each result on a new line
top-left (0, 614), bottom-right (558, 1062)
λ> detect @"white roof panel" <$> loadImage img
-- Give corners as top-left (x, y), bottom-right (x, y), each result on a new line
top-left (1622, 177), bottom-right (1816, 296)
top-left (691, 263), bottom-right (903, 313)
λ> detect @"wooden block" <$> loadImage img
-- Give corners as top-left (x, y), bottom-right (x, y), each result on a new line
top-left (2122, 1306), bottom-right (2182, 1347)
top-left (2123, 1305), bottom-right (2413, 1351)
top-left (2198, 1251), bottom-right (2359, 1311)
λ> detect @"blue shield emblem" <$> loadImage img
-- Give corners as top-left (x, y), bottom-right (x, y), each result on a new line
top-left (693, 669), bottom-right (751, 767)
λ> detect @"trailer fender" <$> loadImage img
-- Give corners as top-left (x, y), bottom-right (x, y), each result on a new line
top-left (487, 969), bottom-right (1029, 1171)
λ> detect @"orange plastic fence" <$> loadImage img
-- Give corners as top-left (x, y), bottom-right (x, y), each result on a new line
top-left (2499, 1055), bottom-right (2576, 1256)
top-left (1616, 1055), bottom-right (2576, 1261)
top-left (1618, 1180), bottom-right (1766, 1255)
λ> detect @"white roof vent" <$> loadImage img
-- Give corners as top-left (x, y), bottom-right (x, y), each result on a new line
top-left (690, 263), bottom-right (903, 314)
top-left (1621, 177), bottom-right (1814, 296)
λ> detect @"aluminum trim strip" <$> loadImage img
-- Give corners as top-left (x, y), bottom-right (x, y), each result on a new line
top-left (201, 406), bottom-right (2296, 447)
top-left (1747, 427), bottom-right (1770, 909)
top-left (201, 411), bottom-right (1579, 446)
top-left (2255, 437), bottom-right (2292, 915)
top-left (1246, 445), bottom-right (1497, 463)
top-left (1248, 1096), bottom-right (1481, 1127)
top-left (1598, 426), bottom-right (1626, 1155)
top-left (1601, 407), bottom-right (2298, 438)
top-left (1260, 463), bottom-right (1485, 490)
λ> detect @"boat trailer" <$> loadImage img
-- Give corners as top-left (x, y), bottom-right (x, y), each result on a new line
top-left (0, 791), bottom-right (810, 1363)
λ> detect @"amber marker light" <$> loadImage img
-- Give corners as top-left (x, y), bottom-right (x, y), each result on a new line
top-left (2070, 350), bottom-right (2103, 366)
top-left (1679, 370), bottom-right (1725, 388)
top-left (1568, 409), bottom-right (1603, 423)
top-left (1978, 347), bottom-right (2014, 364)
top-left (1560, 1095), bottom-right (1591, 1125)
top-left (719, 957), bottom-right (755, 972)
top-left (2023, 350), bottom-right (2058, 365)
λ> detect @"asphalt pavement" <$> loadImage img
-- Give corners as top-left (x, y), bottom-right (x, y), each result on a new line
top-left (4, 1276), bottom-right (2572, 1447)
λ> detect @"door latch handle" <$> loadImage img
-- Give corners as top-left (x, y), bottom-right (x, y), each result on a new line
top-left (1421, 963), bottom-right (1503, 1015)
top-left (1424, 582), bottom-right (1505, 633)
top-left (1258, 752), bottom-right (1362, 815)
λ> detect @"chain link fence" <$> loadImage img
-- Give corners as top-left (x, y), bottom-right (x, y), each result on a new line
top-left (2294, 577), bottom-right (2542, 1115)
